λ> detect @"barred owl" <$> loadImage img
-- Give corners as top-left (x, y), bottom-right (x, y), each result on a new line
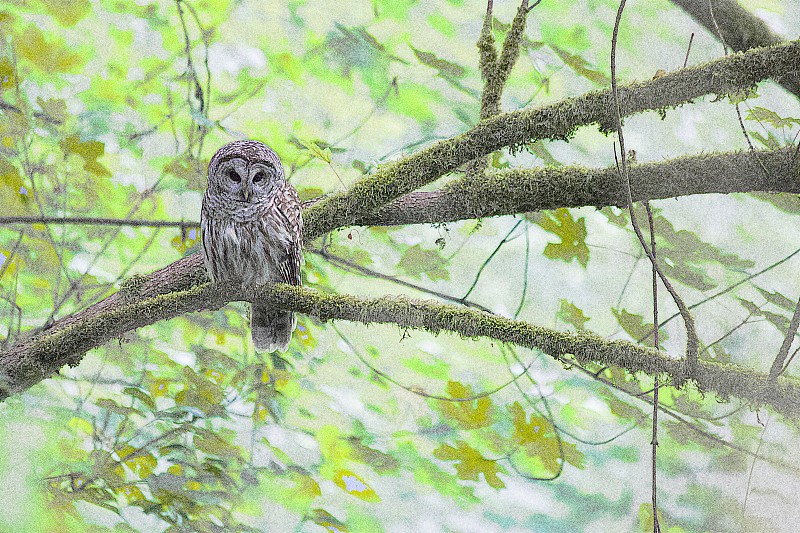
top-left (201, 140), bottom-right (303, 352)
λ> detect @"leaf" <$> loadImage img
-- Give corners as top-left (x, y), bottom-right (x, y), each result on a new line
top-left (16, 25), bottom-right (85, 73)
top-left (397, 244), bottom-right (449, 281)
top-left (508, 402), bottom-right (562, 473)
top-left (123, 387), bottom-right (156, 410)
top-left (60, 134), bottom-right (111, 176)
top-left (612, 308), bottom-right (667, 347)
top-left (750, 191), bottom-right (800, 214)
top-left (755, 287), bottom-right (795, 311)
top-left (745, 107), bottom-right (800, 129)
top-left (37, 97), bottom-right (67, 123)
top-left (163, 154), bottom-right (207, 190)
top-left (41, 0), bottom-right (92, 26)
top-left (300, 138), bottom-right (332, 164)
top-left (533, 208), bottom-right (589, 266)
top-left (437, 381), bottom-right (492, 429)
top-left (411, 46), bottom-right (466, 78)
top-left (557, 300), bottom-right (589, 329)
top-left (0, 57), bottom-right (16, 89)
top-left (0, 158), bottom-right (31, 216)
top-left (549, 44), bottom-right (610, 86)
top-left (433, 441), bottom-right (505, 489)
top-left (526, 140), bottom-right (561, 167)
top-left (347, 436), bottom-right (400, 473)
top-left (308, 509), bottom-right (349, 532)
top-left (333, 469), bottom-right (380, 502)
top-left (96, 398), bottom-right (141, 416)
top-left (653, 214), bottom-right (754, 290)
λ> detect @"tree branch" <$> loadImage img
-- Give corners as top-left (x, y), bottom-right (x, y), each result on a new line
top-left (303, 39), bottom-right (800, 238)
top-left (670, 0), bottom-right (800, 99)
top-left (4, 281), bottom-right (800, 420)
top-left (2, 41), bottom-right (799, 399)
top-left (360, 146), bottom-right (799, 226)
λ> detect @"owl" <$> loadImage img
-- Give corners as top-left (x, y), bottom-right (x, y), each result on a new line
top-left (201, 140), bottom-right (303, 352)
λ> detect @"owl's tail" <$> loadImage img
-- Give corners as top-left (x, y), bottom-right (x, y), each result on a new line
top-left (251, 304), bottom-right (296, 352)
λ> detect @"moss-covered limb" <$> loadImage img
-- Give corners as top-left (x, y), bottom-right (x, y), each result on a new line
top-left (0, 279), bottom-right (234, 399)
top-left (2, 146), bottom-right (794, 386)
top-left (476, 0), bottom-right (531, 120)
top-left (303, 39), bottom-right (800, 239)
top-left (477, 0), bottom-right (497, 81)
top-left (670, 0), bottom-right (800, 99)
top-left (250, 284), bottom-right (800, 419)
top-left (355, 147), bottom-right (798, 226)
top-left (8, 274), bottom-right (797, 416)
top-left (471, 1), bottom-right (534, 177)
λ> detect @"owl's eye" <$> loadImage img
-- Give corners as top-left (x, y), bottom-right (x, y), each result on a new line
top-left (253, 170), bottom-right (266, 183)
top-left (228, 169), bottom-right (241, 183)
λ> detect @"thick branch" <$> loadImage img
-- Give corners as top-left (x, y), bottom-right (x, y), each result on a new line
top-left (671, 0), bottom-right (800, 99)
top-left (2, 41), bottom-right (799, 397)
top-left (360, 147), bottom-right (799, 226)
top-left (4, 282), bottom-right (800, 420)
top-left (303, 39), bottom-right (800, 238)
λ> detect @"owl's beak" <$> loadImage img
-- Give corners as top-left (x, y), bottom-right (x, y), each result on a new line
top-left (241, 185), bottom-right (252, 203)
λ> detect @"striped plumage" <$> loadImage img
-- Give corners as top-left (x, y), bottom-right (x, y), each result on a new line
top-left (201, 140), bottom-right (303, 352)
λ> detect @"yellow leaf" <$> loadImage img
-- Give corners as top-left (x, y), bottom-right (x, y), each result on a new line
top-left (433, 441), bottom-right (505, 489)
top-left (532, 208), bottom-right (589, 266)
top-left (59, 134), bottom-right (110, 176)
top-left (509, 401), bottom-right (560, 473)
top-left (41, 0), bottom-right (92, 27)
top-left (438, 381), bottom-right (492, 429)
top-left (116, 485), bottom-right (145, 503)
top-left (17, 25), bottom-right (85, 73)
top-left (333, 469), bottom-right (380, 502)
top-left (0, 57), bottom-right (16, 88)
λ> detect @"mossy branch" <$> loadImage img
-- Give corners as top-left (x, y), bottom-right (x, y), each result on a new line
top-left (469, 0), bottom-right (533, 178)
top-left (670, 0), bottom-right (800, 98)
top-left (2, 41), bottom-right (798, 400)
top-left (5, 281), bottom-right (800, 420)
top-left (359, 146), bottom-right (799, 225)
top-left (303, 39), bottom-right (800, 239)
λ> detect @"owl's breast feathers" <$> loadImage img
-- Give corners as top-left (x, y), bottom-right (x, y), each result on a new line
top-left (201, 183), bottom-right (303, 287)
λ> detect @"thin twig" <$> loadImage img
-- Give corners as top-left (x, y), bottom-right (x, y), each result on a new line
top-left (0, 216), bottom-right (196, 229)
top-left (769, 296), bottom-right (800, 380)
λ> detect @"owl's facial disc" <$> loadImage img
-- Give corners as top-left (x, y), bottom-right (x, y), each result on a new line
top-left (249, 162), bottom-right (279, 197)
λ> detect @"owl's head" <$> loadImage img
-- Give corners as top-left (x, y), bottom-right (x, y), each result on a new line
top-left (207, 140), bottom-right (285, 203)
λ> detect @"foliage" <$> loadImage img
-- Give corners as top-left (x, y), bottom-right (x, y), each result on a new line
top-left (1, 0), bottom-right (800, 532)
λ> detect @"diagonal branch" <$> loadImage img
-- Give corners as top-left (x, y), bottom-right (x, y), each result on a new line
top-left (303, 39), bottom-right (800, 238)
top-left (670, 0), bottom-right (800, 99)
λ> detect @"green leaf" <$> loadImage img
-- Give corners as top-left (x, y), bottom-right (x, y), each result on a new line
top-left (300, 138), bottom-right (332, 163)
top-left (557, 300), bottom-right (589, 330)
top-left (745, 107), bottom-right (800, 128)
top-left (397, 244), bottom-right (449, 281)
top-left (411, 47), bottom-right (466, 78)
top-left (612, 308), bottom-right (668, 347)
top-left (549, 44), bottom-right (609, 86)
top-left (532, 208), bottom-right (589, 267)
top-left (123, 387), bottom-right (156, 410)
top-left (308, 509), bottom-right (349, 532)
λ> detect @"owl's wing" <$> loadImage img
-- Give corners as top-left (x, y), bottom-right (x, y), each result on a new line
top-left (270, 182), bottom-right (304, 286)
